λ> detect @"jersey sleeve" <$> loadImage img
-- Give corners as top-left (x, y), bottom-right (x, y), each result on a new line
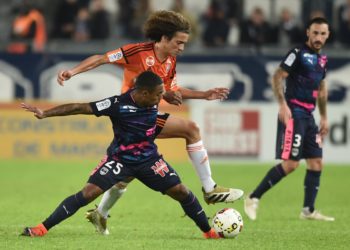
top-left (89, 96), bottom-right (120, 117)
top-left (280, 47), bottom-right (300, 73)
top-left (105, 46), bottom-right (128, 65)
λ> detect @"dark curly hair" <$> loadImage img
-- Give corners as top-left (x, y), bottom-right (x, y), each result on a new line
top-left (144, 10), bottom-right (190, 42)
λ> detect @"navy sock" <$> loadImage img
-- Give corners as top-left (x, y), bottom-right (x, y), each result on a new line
top-left (303, 170), bottom-right (321, 213)
top-left (42, 191), bottom-right (88, 230)
top-left (180, 191), bottom-right (211, 233)
top-left (251, 163), bottom-right (286, 199)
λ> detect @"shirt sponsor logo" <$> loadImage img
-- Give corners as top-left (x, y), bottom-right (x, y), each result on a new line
top-left (96, 99), bottom-right (111, 111)
top-left (108, 51), bottom-right (123, 62)
top-left (146, 56), bottom-right (155, 66)
top-left (284, 53), bottom-right (296, 66)
top-left (121, 105), bottom-right (138, 112)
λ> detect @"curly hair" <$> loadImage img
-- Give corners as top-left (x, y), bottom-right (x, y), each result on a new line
top-left (144, 10), bottom-right (190, 42)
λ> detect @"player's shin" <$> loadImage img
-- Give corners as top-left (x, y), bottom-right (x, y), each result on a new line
top-left (98, 185), bottom-right (126, 218)
top-left (303, 169), bottom-right (321, 213)
top-left (187, 140), bottom-right (216, 193)
top-left (42, 191), bottom-right (89, 230)
top-left (251, 163), bottom-right (286, 199)
top-left (180, 191), bottom-right (211, 233)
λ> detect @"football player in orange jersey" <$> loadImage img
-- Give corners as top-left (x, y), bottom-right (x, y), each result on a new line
top-left (57, 10), bottom-right (243, 235)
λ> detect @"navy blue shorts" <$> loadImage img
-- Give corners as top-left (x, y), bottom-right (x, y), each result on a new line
top-left (88, 155), bottom-right (181, 194)
top-left (275, 117), bottom-right (322, 160)
top-left (155, 113), bottom-right (170, 136)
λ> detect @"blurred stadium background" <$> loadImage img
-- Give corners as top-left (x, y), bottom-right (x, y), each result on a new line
top-left (1, 1), bottom-right (350, 249)
top-left (0, 0), bottom-right (349, 164)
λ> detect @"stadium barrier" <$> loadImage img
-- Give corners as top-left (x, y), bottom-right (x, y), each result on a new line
top-left (189, 101), bottom-right (350, 164)
top-left (0, 102), bottom-right (189, 162)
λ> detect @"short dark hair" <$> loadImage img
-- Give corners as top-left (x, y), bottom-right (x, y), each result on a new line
top-left (307, 17), bottom-right (329, 29)
top-left (135, 71), bottom-right (163, 91)
top-left (144, 10), bottom-right (190, 42)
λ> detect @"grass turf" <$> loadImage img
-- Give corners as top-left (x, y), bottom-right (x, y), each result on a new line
top-left (0, 159), bottom-right (349, 250)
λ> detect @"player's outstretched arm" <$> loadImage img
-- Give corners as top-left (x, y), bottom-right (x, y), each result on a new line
top-left (21, 103), bottom-right (93, 119)
top-left (178, 87), bottom-right (229, 101)
top-left (57, 54), bottom-right (109, 86)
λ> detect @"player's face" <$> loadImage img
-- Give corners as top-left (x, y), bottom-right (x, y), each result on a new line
top-left (143, 84), bottom-right (165, 106)
top-left (163, 32), bottom-right (189, 56)
top-left (306, 23), bottom-right (329, 52)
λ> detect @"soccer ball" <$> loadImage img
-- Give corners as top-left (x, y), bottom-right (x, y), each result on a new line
top-left (212, 208), bottom-right (243, 238)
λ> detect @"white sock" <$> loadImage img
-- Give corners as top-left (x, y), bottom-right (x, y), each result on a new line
top-left (187, 140), bottom-right (216, 193)
top-left (97, 186), bottom-right (127, 218)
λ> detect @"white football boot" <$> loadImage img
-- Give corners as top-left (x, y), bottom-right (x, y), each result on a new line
top-left (244, 195), bottom-right (259, 220)
top-left (299, 209), bottom-right (335, 222)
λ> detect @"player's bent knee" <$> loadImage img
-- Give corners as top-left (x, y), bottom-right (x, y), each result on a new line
top-left (82, 183), bottom-right (104, 202)
top-left (282, 161), bottom-right (299, 174)
top-left (114, 181), bottom-right (129, 189)
top-left (183, 120), bottom-right (201, 141)
top-left (166, 184), bottom-right (189, 201)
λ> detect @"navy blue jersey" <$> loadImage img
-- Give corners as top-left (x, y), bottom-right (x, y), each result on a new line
top-left (89, 90), bottom-right (159, 164)
top-left (280, 44), bottom-right (327, 118)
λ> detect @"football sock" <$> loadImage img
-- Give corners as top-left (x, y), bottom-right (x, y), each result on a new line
top-left (42, 191), bottom-right (88, 230)
top-left (98, 186), bottom-right (126, 218)
top-left (187, 140), bottom-right (216, 193)
top-left (180, 191), bottom-right (211, 233)
top-left (303, 169), bottom-right (321, 213)
top-left (251, 163), bottom-right (286, 199)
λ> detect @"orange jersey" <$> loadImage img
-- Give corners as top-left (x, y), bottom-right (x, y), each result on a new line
top-left (105, 42), bottom-right (178, 93)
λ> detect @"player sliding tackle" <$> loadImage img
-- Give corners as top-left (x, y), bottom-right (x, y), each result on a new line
top-left (20, 71), bottom-right (221, 239)
top-left (57, 10), bottom-right (243, 235)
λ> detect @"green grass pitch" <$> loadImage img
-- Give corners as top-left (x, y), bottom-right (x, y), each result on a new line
top-left (0, 159), bottom-right (349, 250)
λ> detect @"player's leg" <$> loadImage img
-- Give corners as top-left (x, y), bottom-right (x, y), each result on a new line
top-left (157, 113), bottom-right (243, 204)
top-left (85, 157), bottom-right (132, 235)
top-left (21, 183), bottom-right (103, 237)
top-left (165, 184), bottom-right (220, 239)
top-left (245, 118), bottom-right (302, 220)
top-left (137, 156), bottom-right (220, 239)
top-left (85, 157), bottom-right (134, 235)
top-left (299, 120), bottom-right (334, 221)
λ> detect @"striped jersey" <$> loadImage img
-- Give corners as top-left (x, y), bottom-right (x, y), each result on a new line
top-left (280, 44), bottom-right (327, 118)
top-left (89, 90), bottom-right (159, 164)
top-left (105, 42), bottom-right (178, 93)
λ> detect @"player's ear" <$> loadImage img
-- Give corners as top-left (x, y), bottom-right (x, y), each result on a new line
top-left (161, 35), bottom-right (170, 42)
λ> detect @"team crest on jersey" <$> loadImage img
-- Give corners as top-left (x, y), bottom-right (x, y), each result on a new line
top-left (146, 56), bottom-right (155, 66)
top-left (318, 55), bottom-right (327, 68)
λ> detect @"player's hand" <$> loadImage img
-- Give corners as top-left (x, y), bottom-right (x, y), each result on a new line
top-left (163, 90), bottom-right (182, 106)
top-left (319, 117), bottom-right (329, 138)
top-left (57, 70), bottom-right (73, 86)
top-left (205, 88), bottom-right (230, 100)
top-left (21, 103), bottom-right (45, 119)
top-left (278, 103), bottom-right (292, 126)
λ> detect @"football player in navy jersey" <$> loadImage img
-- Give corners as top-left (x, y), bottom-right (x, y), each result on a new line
top-left (244, 17), bottom-right (334, 222)
top-left (20, 71), bottom-right (220, 239)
